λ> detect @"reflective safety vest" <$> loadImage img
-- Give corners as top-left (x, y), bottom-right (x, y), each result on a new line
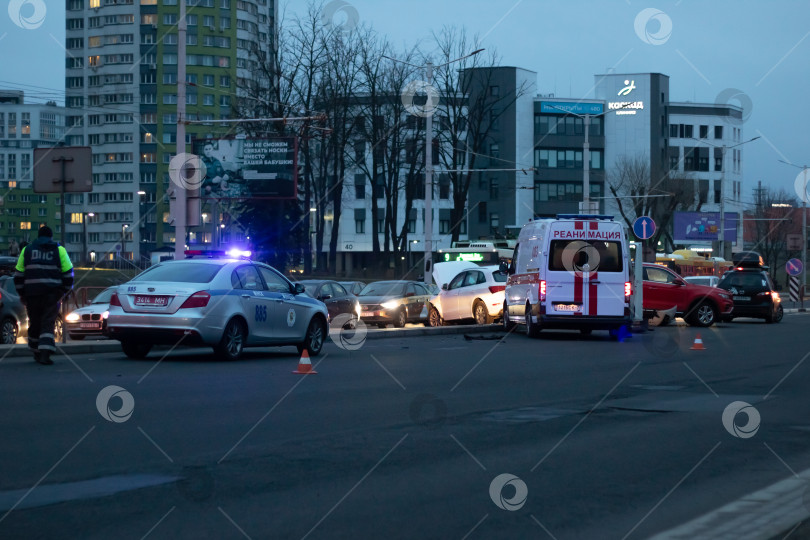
top-left (14, 238), bottom-right (74, 297)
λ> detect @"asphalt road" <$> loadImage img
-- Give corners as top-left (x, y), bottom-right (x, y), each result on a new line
top-left (2, 315), bottom-right (810, 539)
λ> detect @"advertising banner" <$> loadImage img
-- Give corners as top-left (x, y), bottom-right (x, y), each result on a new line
top-left (673, 212), bottom-right (738, 242)
top-left (193, 137), bottom-right (298, 199)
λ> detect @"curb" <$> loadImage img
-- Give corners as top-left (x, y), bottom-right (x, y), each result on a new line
top-left (0, 324), bottom-right (504, 359)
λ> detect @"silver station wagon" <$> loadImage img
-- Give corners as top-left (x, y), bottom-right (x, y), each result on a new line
top-left (106, 256), bottom-right (329, 360)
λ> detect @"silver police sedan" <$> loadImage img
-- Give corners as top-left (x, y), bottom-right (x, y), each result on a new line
top-left (106, 258), bottom-right (329, 360)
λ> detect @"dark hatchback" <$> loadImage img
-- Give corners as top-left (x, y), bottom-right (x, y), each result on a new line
top-left (717, 266), bottom-right (783, 323)
top-left (358, 281), bottom-right (431, 328)
top-left (298, 280), bottom-right (360, 323)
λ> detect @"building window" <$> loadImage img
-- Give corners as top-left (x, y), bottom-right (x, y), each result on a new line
top-left (700, 125), bottom-right (709, 138)
top-left (715, 125), bottom-right (723, 139)
top-left (478, 202), bottom-right (487, 223)
top-left (670, 124), bottom-right (678, 138)
top-left (489, 179), bottom-right (499, 200)
top-left (20, 222), bottom-right (31, 230)
top-left (354, 209), bottom-right (365, 234)
top-left (354, 175), bottom-right (365, 199)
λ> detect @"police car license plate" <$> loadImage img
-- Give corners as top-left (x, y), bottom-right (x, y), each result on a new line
top-left (134, 296), bottom-right (169, 306)
top-left (733, 296), bottom-right (750, 301)
top-left (554, 303), bottom-right (582, 312)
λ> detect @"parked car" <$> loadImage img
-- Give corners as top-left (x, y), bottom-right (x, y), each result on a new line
top-left (338, 281), bottom-right (366, 296)
top-left (642, 263), bottom-right (734, 327)
top-left (428, 262), bottom-right (506, 326)
top-left (299, 280), bottom-right (360, 324)
top-left (717, 265), bottom-right (783, 323)
top-left (357, 280), bottom-right (431, 328)
top-left (683, 276), bottom-right (719, 288)
top-left (0, 275), bottom-right (63, 345)
top-left (106, 256), bottom-right (329, 360)
top-left (64, 286), bottom-right (116, 340)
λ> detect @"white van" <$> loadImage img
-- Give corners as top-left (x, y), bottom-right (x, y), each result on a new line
top-left (502, 214), bottom-right (633, 337)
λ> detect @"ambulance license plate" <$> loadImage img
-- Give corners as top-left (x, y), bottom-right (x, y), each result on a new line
top-left (554, 303), bottom-right (582, 312)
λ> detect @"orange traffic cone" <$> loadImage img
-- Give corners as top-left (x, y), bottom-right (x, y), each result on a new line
top-left (690, 334), bottom-right (706, 350)
top-left (293, 349), bottom-right (318, 374)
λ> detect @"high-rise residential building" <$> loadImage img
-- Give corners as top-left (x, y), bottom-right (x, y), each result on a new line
top-left (0, 91), bottom-right (65, 255)
top-left (64, 0), bottom-right (277, 266)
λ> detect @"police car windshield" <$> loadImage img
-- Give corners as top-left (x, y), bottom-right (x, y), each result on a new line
top-left (132, 262), bottom-right (222, 283)
top-left (548, 240), bottom-right (623, 272)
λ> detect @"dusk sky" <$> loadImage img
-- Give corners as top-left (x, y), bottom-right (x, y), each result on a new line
top-left (2, 0), bottom-right (809, 200)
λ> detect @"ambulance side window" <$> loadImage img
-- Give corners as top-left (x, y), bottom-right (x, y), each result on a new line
top-left (508, 244), bottom-right (519, 274)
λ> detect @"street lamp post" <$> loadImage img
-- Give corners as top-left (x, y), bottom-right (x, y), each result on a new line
top-left (121, 224), bottom-right (129, 267)
top-left (543, 103), bottom-right (633, 214)
top-left (690, 136), bottom-right (760, 259)
top-left (82, 212), bottom-right (94, 266)
top-left (382, 48), bottom-right (484, 285)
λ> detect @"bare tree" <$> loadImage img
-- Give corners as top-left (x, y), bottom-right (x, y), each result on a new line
top-left (608, 154), bottom-right (699, 251)
top-left (431, 26), bottom-right (530, 243)
top-left (747, 187), bottom-right (800, 279)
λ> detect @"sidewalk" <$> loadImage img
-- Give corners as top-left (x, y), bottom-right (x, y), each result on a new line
top-left (0, 324), bottom-right (503, 360)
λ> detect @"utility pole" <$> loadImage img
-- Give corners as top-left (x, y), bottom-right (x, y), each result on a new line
top-left (424, 61), bottom-right (434, 285)
top-left (174, 0), bottom-right (187, 261)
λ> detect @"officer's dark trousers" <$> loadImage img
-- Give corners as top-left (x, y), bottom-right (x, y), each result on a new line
top-left (26, 291), bottom-right (61, 353)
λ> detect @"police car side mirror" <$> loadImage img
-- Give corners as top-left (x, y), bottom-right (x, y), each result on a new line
top-left (293, 283), bottom-right (306, 295)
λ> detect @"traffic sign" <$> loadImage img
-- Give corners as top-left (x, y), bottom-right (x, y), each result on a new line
top-left (633, 216), bottom-right (656, 240)
top-left (787, 234), bottom-right (803, 251)
top-left (786, 258), bottom-right (803, 276)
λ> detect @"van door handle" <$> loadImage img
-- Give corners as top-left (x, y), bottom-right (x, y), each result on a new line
top-left (589, 281), bottom-right (601, 284)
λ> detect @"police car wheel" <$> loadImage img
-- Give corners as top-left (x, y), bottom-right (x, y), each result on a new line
top-left (525, 303), bottom-right (541, 338)
top-left (214, 319), bottom-right (246, 361)
top-left (1, 318), bottom-right (18, 345)
top-left (298, 317), bottom-right (326, 356)
top-left (121, 340), bottom-right (152, 359)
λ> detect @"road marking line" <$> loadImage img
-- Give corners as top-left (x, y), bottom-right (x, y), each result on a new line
top-left (647, 467), bottom-right (810, 539)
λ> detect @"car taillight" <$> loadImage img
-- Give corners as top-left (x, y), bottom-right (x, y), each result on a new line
top-left (180, 291), bottom-right (211, 308)
top-left (539, 280), bottom-right (546, 301)
top-left (489, 285), bottom-right (506, 294)
top-left (625, 282), bottom-right (632, 297)
top-left (109, 293), bottom-right (121, 306)
top-left (772, 292), bottom-right (780, 300)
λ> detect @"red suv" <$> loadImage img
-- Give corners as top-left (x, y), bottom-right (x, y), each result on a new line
top-left (642, 264), bottom-right (733, 327)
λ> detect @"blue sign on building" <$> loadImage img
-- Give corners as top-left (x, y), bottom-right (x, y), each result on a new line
top-left (540, 101), bottom-right (604, 115)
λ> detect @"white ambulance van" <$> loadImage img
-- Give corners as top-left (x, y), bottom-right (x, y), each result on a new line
top-left (502, 214), bottom-right (633, 337)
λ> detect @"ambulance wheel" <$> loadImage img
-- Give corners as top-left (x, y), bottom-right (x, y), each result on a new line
top-left (473, 301), bottom-right (492, 325)
top-left (525, 303), bottom-right (541, 338)
top-left (502, 303), bottom-right (516, 331)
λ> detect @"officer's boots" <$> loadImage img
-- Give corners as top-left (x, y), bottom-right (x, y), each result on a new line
top-left (36, 350), bottom-right (54, 365)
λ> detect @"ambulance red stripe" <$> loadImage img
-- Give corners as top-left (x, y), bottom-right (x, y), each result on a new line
top-left (588, 271), bottom-right (599, 316)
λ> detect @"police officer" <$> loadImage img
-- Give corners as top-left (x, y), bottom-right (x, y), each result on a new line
top-left (14, 226), bottom-right (74, 365)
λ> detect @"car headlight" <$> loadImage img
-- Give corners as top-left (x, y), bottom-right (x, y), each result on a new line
top-left (381, 300), bottom-right (399, 310)
top-left (719, 293), bottom-right (730, 300)
top-left (354, 302), bottom-right (361, 317)
top-left (65, 312), bottom-right (80, 323)
top-left (102, 310), bottom-right (109, 319)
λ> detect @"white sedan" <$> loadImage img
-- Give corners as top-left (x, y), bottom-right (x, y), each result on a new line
top-left (428, 262), bottom-right (506, 326)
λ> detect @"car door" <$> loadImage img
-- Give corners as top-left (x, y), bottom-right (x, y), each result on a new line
top-left (331, 282), bottom-right (354, 318)
top-left (457, 270), bottom-right (485, 318)
top-left (232, 264), bottom-right (275, 344)
top-left (442, 272), bottom-right (468, 320)
top-left (256, 265), bottom-right (309, 342)
top-left (411, 283), bottom-right (430, 321)
top-left (643, 266), bottom-right (682, 311)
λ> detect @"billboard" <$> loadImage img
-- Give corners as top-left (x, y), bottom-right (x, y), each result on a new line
top-left (33, 146), bottom-right (93, 193)
top-left (193, 137), bottom-right (298, 199)
top-left (539, 101), bottom-right (604, 115)
top-left (673, 212), bottom-right (738, 242)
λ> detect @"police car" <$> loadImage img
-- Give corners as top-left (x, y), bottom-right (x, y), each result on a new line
top-left (502, 215), bottom-right (633, 337)
top-left (106, 250), bottom-right (329, 360)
